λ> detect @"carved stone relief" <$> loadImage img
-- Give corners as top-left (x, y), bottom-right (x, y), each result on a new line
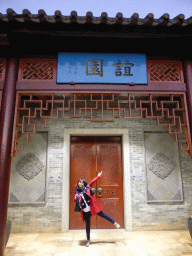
top-left (9, 132), bottom-right (47, 204)
top-left (148, 152), bottom-right (176, 179)
top-left (145, 133), bottom-right (183, 202)
top-left (36, 192), bottom-right (45, 202)
top-left (10, 192), bottom-right (20, 203)
top-left (16, 153), bottom-right (44, 181)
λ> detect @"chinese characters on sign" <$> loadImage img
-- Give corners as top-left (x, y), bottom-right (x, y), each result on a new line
top-left (57, 53), bottom-right (147, 84)
top-left (68, 61), bottom-right (78, 75)
top-left (85, 59), bottom-right (134, 77)
top-left (112, 59), bottom-right (134, 76)
top-left (85, 59), bottom-right (103, 77)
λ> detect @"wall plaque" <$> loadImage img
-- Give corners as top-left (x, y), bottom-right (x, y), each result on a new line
top-left (57, 53), bottom-right (147, 84)
top-left (9, 133), bottom-right (47, 204)
top-left (145, 133), bottom-right (183, 203)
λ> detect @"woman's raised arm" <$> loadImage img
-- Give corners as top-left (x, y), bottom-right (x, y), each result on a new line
top-left (88, 172), bottom-right (102, 187)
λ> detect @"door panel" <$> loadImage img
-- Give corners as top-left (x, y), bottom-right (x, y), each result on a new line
top-left (96, 139), bottom-right (124, 228)
top-left (98, 198), bottom-right (120, 228)
top-left (69, 136), bottom-right (124, 229)
top-left (70, 137), bottom-right (97, 229)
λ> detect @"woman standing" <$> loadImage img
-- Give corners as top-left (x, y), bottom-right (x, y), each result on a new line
top-left (74, 171), bottom-right (120, 247)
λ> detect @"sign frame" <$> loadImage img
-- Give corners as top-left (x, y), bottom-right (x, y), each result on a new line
top-left (57, 53), bottom-right (148, 85)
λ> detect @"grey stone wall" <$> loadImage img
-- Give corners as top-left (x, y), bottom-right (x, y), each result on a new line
top-left (8, 115), bottom-right (192, 232)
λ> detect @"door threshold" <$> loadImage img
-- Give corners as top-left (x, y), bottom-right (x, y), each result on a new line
top-left (69, 229), bottom-right (126, 233)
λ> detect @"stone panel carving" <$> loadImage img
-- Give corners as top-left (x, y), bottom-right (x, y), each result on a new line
top-left (10, 192), bottom-right (20, 203)
top-left (145, 133), bottom-right (183, 202)
top-left (36, 192), bottom-right (45, 202)
top-left (9, 132), bottom-right (47, 204)
top-left (16, 153), bottom-right (44, 181)
top-left (148, 153), bottom-right (176, 179)
top-left (147, 191), bottom-right (157, 201)
top-left (172, 191), bottom-right (182, 201)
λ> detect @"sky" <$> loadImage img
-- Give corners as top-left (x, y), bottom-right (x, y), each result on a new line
top-left (0, 0), bottom-right (192, 19)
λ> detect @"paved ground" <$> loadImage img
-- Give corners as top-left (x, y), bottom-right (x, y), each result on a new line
top-left (4, 229), bottom-right (192, 256)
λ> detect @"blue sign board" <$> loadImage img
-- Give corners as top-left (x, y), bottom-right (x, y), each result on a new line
top-left (57, 53), bottom-right (147, 84)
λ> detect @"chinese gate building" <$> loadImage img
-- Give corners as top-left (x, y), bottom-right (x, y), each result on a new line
top-left (1, 9), bottom-right (192, 249)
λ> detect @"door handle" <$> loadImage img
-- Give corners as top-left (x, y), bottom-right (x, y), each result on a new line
top-left (97, 188), bottom-right (103, 197)
top-left (91, 188), bottom-right (96, 195)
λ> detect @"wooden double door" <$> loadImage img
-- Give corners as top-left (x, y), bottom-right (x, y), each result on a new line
top-left (70, 136), bottom-right (124, 229)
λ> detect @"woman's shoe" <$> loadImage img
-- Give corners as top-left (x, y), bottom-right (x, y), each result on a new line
top-left (114, 222), bottom-right (120, 228)
top-left (86, 240), bottom-right (90, 247)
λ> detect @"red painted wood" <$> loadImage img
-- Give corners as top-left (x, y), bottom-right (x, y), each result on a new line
top-left (96, 137), bottom-right (124, 228)
top-left (16, 81), bottom-right (186, 92)
top-left (0, 58), bottom-right (18, 255)
top-left (147, 60), bottom-right (184, 83)
top-left (0, 59), bottom-right (6, 90)
top-left (0, 59), bottom-right (6, 82)
top-left (16, 59), bottom-right (186, 91)
top-left (18, 59), bottom-right (57, 82)
top-left (12, 91), bottom-right (191, 156)
top-left (0, 91), bottom-right (2, 109)
top-left (70, 137), bottom-right (97, 229)
top-left (0, 82), bottom-right (4, 90)
top-left (184, 61), bottom-right (192, 145)
top-left (70, 136), bottom-right (124, 229)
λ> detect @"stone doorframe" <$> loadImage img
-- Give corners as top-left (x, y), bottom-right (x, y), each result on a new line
top-left (62, 128), bottom-right (132, 232)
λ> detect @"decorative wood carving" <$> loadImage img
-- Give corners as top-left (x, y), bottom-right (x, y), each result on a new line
top-left (17, 59), bottom-right (184, 84)
top-left (11, 92), bottom-right (192, 158)
top-left (18, 59), bottom-right (56, 81)
top-left (0, 59), bottom-right (6, 81)
top-left (148, 61), bottom-right (184, 82)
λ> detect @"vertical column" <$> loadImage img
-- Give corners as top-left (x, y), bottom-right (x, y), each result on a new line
top-left (184, 61), bottom-right (192, 147)
top-left (0, 58), bottom-right (18, 255)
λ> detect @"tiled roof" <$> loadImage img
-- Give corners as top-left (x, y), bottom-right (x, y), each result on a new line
top-left (0, 8), bottom-right (191, 26)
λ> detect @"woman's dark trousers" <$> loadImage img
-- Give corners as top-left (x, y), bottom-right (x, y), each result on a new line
top-left (83, 212), bottom-right (92, 241)
top-left (83, 211), bottom-right (115, 241)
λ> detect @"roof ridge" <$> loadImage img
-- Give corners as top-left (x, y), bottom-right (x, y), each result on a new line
top-left (0, 8), bottom-right (190, 26)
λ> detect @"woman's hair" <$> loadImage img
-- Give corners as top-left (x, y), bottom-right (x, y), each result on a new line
top-left (77, 178), bottom-right (88, 187)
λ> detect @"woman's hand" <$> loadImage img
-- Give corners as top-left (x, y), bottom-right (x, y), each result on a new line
top-left (98, 171), bottom-right (102, 177)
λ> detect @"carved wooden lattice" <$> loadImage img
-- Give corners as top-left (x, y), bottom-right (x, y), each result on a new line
top-left (12, 92), bottom-right (191, 157)
top-left (148, 61), bottom-right (184, 82)
top-left (0, 61), bottom-right (3, 79)
top-left (18, 59), bottom-right (184, 83)
top-left (19, 59), bottom-right (55, 80)
top-left (0, 59), bottom-right (6, 81)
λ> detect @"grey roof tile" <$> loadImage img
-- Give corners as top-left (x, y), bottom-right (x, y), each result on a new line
top-left (0, 8), bottom-right (191, 27)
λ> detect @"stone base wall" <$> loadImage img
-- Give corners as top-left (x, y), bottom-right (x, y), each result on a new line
top-left (8, 116), bottom-right (192, 233)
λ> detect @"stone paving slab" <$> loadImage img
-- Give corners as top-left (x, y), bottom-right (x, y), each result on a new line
top-left (4, 230), bottom-right (192, 256)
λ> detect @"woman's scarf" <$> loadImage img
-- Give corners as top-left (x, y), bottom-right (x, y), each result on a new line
top-left (75, 184), bottom-right (91, 209)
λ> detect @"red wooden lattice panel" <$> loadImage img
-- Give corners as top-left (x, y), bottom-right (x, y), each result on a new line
top-left (0, 62), bottom-right (3, 79)
top-left (11, 92), bottom-right (192, 158)
top-left (148, 61), bottom-right (184, 82)
top-left (0, 59), bottom-right (6, 81)
top-left (18, 59), bottom-right (56, 81)
top-left (17, 59), bottom-right (184, 83)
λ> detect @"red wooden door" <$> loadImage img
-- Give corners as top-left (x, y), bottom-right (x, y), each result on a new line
top-left (69, 136), bottom-right (124, 229)
top-left (70, 137), bottom-right (97, 229)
